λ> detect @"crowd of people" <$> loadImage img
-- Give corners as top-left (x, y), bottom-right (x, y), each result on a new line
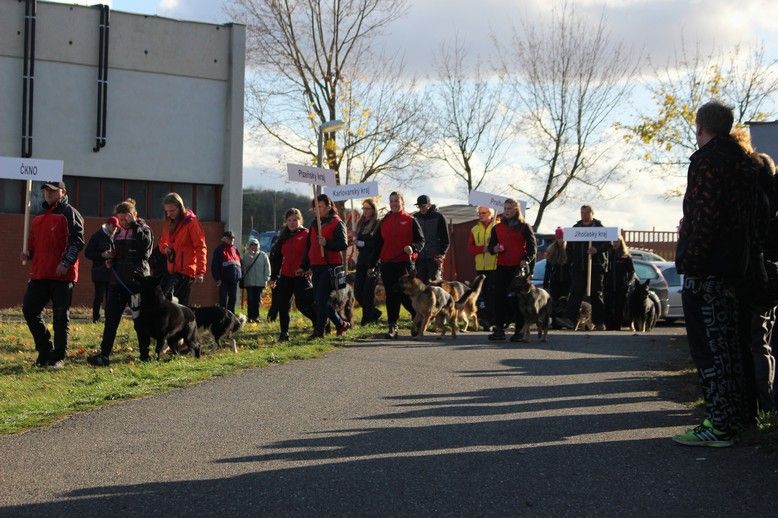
top-left (16, 99), bottom-right (778, 447)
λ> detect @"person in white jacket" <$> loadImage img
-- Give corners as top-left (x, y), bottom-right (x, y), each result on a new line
top-left (241, 237), bottom-right (271, 322)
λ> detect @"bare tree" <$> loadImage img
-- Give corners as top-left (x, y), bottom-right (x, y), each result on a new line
top-left (228, 0), bottom-right (428, 185)
top-left (625, 41), bottom-right (778, 186)
top-left (426, 38), bottom-right (514, 194)
top-left (500, 3), bottom-right (639, 230)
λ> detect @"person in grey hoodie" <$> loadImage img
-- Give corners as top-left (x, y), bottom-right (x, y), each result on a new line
top-left (413, 195), bottom-right (449, 283)
top-left (241, 237), bottom-right (271, 322)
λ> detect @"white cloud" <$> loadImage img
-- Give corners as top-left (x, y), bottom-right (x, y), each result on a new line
top-left (158, 0), bottom-right (180, 13)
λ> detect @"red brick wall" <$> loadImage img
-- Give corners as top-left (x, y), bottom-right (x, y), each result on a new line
top-left (0, 213), bottom-right (223, 309)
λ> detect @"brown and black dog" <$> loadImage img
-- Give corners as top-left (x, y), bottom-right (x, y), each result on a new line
top-left (510, 273), bottom-right (552, 342)
top-left (454, 274), bottom-right (486, 332)
top-left (398, 273), bottom-right (457, 339)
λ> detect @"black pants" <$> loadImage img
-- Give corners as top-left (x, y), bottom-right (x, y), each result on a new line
top-left (683, 276), bottom-right (746, 434)
top-left (415, 257), bottom-right (441, 283)
top-left (312, 267), bottom-right (343, 335)
top-left (380, 262), bottom-right (416, 326)
top-left (23, 279), bottom-right (73, 361)
top-left (245, 286), bottom-right (264, 321)
top-left (568, 267), bottom-right (606, 325)
top-left (218, 281), bottom-right (238, 314)
top-left (476, 269), bottom-right (495, 326)
top-left (162, 273), bottom-right (193, 306)
top-left (355, 265), bottom-right (378, 323)
top-left (276, 275), bottom-right (312, 334)
top-left (738, 297), bottom-right (776, 416)
top-left (604, 283), bottom-right (629, 330)
top-left (491, 265), bottom-right (522, 332)
top-left (99, 284), bottom-right (148, 359)
top-left (92, 280), bottom-right (108, 322)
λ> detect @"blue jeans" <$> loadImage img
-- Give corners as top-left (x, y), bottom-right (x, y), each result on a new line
top-left (312, 267), bottom-right (343, 335)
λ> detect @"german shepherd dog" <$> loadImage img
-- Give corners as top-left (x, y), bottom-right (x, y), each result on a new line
top-left (429, 279), bottom-right (469, 303)
top-left (510, 272), bottom-right (552, 342)
top-left (136, 276), bottom-right (199, 359)
top-left (629, 279), bottom-right (658, 332)
top-left (398, 273), bottom-right (457, 339)
top-left (329, 274), bottom-right (356, 328)
top-left (191, 306), bottom-right (247, 353)
top-left (575, 301), bottom-right (594, 331)
top-left (454, 274), bottom-right (486, 332)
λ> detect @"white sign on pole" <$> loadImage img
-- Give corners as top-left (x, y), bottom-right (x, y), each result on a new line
top-left (323, 181), bottom-right (379, 202)
top-left (0, 156), bottom-right (63, 182)
top-left (468, 190), bottom-right (527, 215)
top-left (286, 163), bottom-right (337, 187)
top-left (563, 227), bottom-right (620, 242)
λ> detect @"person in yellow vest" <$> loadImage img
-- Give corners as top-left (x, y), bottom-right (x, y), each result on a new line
top-left (467, 206), bottom-right (498, 329)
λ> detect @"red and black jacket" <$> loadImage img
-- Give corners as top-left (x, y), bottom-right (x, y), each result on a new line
top-left (302, 215), bottom-right (347, 268)
top-left (487, 216), bottom-right (536, 268)
top-left (28, 195), bottom-right (85, 282)
top-left (275, 228), bottom-right (310, 278)
top-left (377, 211), bottom-right (425, 263)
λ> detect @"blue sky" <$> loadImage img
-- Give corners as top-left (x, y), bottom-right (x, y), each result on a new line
top-left (48, 0), bottom-right (778, 232)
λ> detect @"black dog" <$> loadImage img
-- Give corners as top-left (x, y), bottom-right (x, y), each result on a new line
top-left (329, 282), bottom-right (355, 328)
top-left (136, 276), bottom-right (200, 359)
top-left (191, 306), bottom-right (247, 354)
top-left (629, 279), bottom-right (658, 332)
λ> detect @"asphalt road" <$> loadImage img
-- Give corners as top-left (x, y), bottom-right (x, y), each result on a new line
top-left (0, 326), bottom-right (776, 516)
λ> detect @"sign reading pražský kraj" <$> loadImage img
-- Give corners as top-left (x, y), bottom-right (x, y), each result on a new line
top-left (324, 182), bottom-right (379, 202)
top-left (286, 163), bottom-right (337, 187)
top-left (0, 156), bottom-right (63, 182)
top-left (563, 227), bottom-right (620, 242)
top-left (468, 190), bottom-right (528, 215)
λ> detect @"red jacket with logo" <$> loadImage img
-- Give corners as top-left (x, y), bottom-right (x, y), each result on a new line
top-left (303, 214), bottom-right (347, 267)
top-left (377, 211), bottom-right (425, 263)
top-left (279, 228), bottom-right (310, 277)
top-left (487, 217), bottom-right (536, 267)
top-left (28, 196), bottom-right (85, 282)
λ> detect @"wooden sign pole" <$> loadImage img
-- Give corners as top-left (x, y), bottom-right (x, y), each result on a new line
top-left (586, 240), bottom-right (592, 297)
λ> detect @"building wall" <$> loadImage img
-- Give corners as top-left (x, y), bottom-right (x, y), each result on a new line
top-left (0, 212), bottom-right (223, 309)
top-left (0, 1), bottom-right (245, 308)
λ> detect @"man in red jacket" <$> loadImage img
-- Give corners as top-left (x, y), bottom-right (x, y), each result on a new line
top-left (20, 181), bottom-right (85, 368)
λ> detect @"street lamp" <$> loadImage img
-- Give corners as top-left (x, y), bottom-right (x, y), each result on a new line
top-left (317, 119), bottom-right (346, 168)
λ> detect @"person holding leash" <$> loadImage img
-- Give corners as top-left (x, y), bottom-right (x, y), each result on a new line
top-left (270, 208), bottom-right (311, 342)
top-left (486, 198), bottom-right (536, 342)
top-left (87, 198), bottom-right (153, 367)
top-left (375, 191), bottom-right (425, 339)
top-left (158, 192), bottom-right (207, 305)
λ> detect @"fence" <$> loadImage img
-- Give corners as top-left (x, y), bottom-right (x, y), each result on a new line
top-left (623, 229), bottom-right (678, 260)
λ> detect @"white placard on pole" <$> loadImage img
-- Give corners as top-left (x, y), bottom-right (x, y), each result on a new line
top-left (0, 156), bottom-right (63, 182)
top-left (286, 163), bottom-right (337, 187)
top-left (468, 190), bottom-right (527, 215)
top-left (563, 227), bottom-right (620, 242)
top-left (323, 181), bottom-right (379, 202)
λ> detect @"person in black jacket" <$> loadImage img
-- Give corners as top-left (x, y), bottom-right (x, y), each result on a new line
top-left (353, 198), bottom-right (382, 325)
top-left (604, 234), bottom-right (635, 331)
top-left (84, 217), bottom-right (118, 323)
top-left (566, 205), bottom-right (612, 330)
top-left (413, 195), bottom-right (449, 283)
top-left (87, 198), bottom-right (154, 367)
top-left (672, 101), bottom-right (757, 447)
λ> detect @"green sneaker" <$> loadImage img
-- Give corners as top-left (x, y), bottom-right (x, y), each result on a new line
top-left (672, 419), bottom-right (734, 448)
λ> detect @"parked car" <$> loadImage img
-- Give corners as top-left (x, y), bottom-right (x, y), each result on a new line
top-left (633, 259), bottom-right (669, 319)
top-left (655, 261), bottom-right (683, 322)
top-left (630, 248), bottom-right (666, 262)
top-left (531, 259), bottom-right (546, 288)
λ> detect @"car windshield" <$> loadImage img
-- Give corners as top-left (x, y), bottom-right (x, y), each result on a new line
top-left (661, 266), bottom-right (681, 287)
top-left (634, 261), bottom-right (660, 281)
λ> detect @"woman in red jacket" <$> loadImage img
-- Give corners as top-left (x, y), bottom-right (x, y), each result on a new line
top-left (158, 192), bottom-right (207, 305)
top-left (271, 208), bottom-right (311, 342)
top-left (301, 194), bottom-right (349, 338)
top-left (487, 198), bottom-right (536, 341)
top-left (376, 191), bottom-right (425, 339)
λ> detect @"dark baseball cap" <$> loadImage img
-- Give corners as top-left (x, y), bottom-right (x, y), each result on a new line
top-left (415, 195), bottom-right (430, 206)
top-left (223, 230), bottom-right (235, 238)
top-left (41, 181), bottom-right (66, 190)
